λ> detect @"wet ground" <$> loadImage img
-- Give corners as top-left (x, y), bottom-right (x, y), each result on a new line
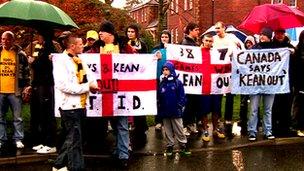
top-left (0, 126), bottom-right (304, 170)
top-left (1, 143), bottom-right (304, 171)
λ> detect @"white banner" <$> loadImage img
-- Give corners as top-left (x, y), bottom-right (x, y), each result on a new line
top-left (166, 44), bottom-right (232, 94)
top-left (231, 48), bottom-right (290, 94)
top-left (53, 53), bottom-right (157, 117)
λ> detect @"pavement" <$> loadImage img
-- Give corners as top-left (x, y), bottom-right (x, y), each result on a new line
top-left (0, 124), bottom-right (304, 166)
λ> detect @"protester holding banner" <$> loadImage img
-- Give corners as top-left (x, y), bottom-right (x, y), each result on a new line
top-left (126, 24), bottom-right (149, 147)
top-left (158, 61), bottom-right (191, 156)
top-left (292, 30), bottom-right (304, 137)
top-left (181, 22), bottom-right (200, 135)
top-left (200, 34), bottom-right (225, 142)
top-left (239, 35), bottom-right (256, 136)
top-left (213, 21), bottom-right (244, 138)
top-left (98, 21), bottom-right (135, 168)
top-left (152, 30), bottom-right (172, 131)
top-left (247, 27), bottom-right (276, 141)
top-left (271, 29), bottom-right (296, 137)
top-left (52, 34), bottom-right (99, 171)
top-left (81, 29), bottom-right (113, 153)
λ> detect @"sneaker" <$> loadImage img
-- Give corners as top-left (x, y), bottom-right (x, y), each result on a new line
top-left (183, 128), bottom-right (190, 136)
top-left (118, 159), bottom-right (128, 169)
top-left (213, 129), bottom-right (225, 139)
top-left (248, 134), bottom-right (257, 141)
top-left (265, 134), bottom-right (275, 140)
top-left (201, 131), bottom-right (210, 142)
top-left (37, 146), bottom-right (57, 154)
top-left (107, 121), bottom-right (113, 132)
top-left (32, 144), bottom-right (44, 151)
top-left (165, 146), bottom-right (173, 156)
top-left (128, 124), bottom-right (135, 131)
top-left (155, 123), bottom-right (162, 130)
top-left (16, 141), bottom-right (24, 148)
top-left (188, 124), bottom-right (199, 134)
top-left (180, 144), bottom-right (191, 156)
top-left (297, 130), bottom-right (304, 137)
top-left (53, 167), bottom-right (68, 171)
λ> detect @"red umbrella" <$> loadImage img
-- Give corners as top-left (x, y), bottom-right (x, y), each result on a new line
top-left (239, 3), bottom-right (304, 33)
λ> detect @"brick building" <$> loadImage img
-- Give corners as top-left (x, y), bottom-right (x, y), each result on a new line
top-left (129, 0), bottom-right (159, 40)
top-left (130, 0), bottom-right (304, 43)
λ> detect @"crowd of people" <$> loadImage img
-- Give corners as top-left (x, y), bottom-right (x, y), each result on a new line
top-left (0, 20), bottom-right (303, 171)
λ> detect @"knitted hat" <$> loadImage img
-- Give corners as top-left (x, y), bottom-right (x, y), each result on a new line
top-left (245, 35), bottom-right (255, 45)
top-left (260, 27), bottom-right (273, 39)
top-left (99, 21), bottom-right (115, 35)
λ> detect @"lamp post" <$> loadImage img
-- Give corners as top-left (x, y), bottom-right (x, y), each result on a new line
top-left (211, 0), bottom-right (215, 25)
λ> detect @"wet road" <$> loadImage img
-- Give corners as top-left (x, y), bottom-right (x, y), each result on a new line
top-left (2, 143), bottom-right (304, 171)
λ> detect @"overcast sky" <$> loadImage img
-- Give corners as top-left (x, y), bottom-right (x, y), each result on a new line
top-left (111, 0), bottom-right (126, 9)
top-left (111, 0), bottom-right (149, 9)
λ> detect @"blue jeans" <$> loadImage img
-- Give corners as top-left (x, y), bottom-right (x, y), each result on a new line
top-left (248, 94), bottom-right (275, 136)
top-left (54, 108), bottom-right (85, 171)
top-left (113, 116), bottom-right (129, 160)
top-left (0, 94), bottom-right (23, 142)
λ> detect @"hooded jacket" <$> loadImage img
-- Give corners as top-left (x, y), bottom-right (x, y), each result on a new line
top-left (152, 31), bottom-right (172, 79)
top-left (157, 62), bottom-right (186, 118)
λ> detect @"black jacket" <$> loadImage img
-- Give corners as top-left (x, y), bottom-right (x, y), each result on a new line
top-left (180, 36), bottom-right (198, 46)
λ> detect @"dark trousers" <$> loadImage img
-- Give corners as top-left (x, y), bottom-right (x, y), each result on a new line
top-left (240, 95), bottom-right (249, 131)
top-left (54, 108), bottom-right (85, 171)
top-left (224, 93), bottom-right (234, 121)
top-left (292, 92), bottom-right (304, 130)
top-left (133, 116), bottom-right (148, 139)
top-left (30, 86), bottom-right (57, 147)
top-left (272, 93), bottom-right (293, 136)
top-left (183, 94), bottom-right (201, 126)
top-left (82, 117), bottom-right (108, 150)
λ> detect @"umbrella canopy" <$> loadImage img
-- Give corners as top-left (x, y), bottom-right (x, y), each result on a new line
top-left (0, 0), bottom-right (78, 29)
top-left (201, 25), bottom-right (247, 42)
top-left (239, 3), bottom-right (304, 33)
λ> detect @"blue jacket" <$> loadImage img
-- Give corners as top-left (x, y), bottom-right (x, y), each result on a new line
top-left (157, 62), bottom-right (186, 118)
top-left (152, 48), bottom-right (167, 79)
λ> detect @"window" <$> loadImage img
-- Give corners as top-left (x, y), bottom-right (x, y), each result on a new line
top-left (144, 8), bottom-right (147, 22)
top-left (289, 0), bottom-right (297, 7)
top-left (272, 0), bottom-right (283, 4)
top-left (189, 0), bottom-right (193, 10)
top-left (184, 0), bottom-right (187, 10)
top-left (141, 10), bottom-right (144, 22)
top-left (175, 0), bottom-right (179, 13)
top-left (175, 28), bottom-right (179, 43)
top-left (171, 29), bottom-right (174, 42)
top-left (170, 1), bottom-right (174, 14)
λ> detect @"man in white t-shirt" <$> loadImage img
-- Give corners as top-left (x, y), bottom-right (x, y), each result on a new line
top-left (212, 21), bottom-right (244, 138)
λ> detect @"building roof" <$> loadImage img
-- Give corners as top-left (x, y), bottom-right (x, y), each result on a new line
top-left (146, 19), bottom-right (158, 29)
top-left (130, 0), bottom-right (158, 12)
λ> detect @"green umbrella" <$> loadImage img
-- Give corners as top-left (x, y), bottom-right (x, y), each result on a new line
top-left (0, 0), bottom-right (78, 29)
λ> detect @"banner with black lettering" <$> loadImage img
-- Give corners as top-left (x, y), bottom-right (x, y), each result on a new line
top-left (166, 44), bottom-right (232, 94)
top-left (53, 53), bottom-right (157, 117)
top-left (231, 48), bottom-right (290, 94)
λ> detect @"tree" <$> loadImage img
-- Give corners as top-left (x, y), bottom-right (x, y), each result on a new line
top-left (124, 0), bottom-right (143, 11)
top-left (46, 0), bottom-right (136, 36)
top-left (156, 0), bottom-right (171, 43)
top-left (0, 0), bottom-right (136, 48)
top-left (105, 0), bottom-right (114, 5)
